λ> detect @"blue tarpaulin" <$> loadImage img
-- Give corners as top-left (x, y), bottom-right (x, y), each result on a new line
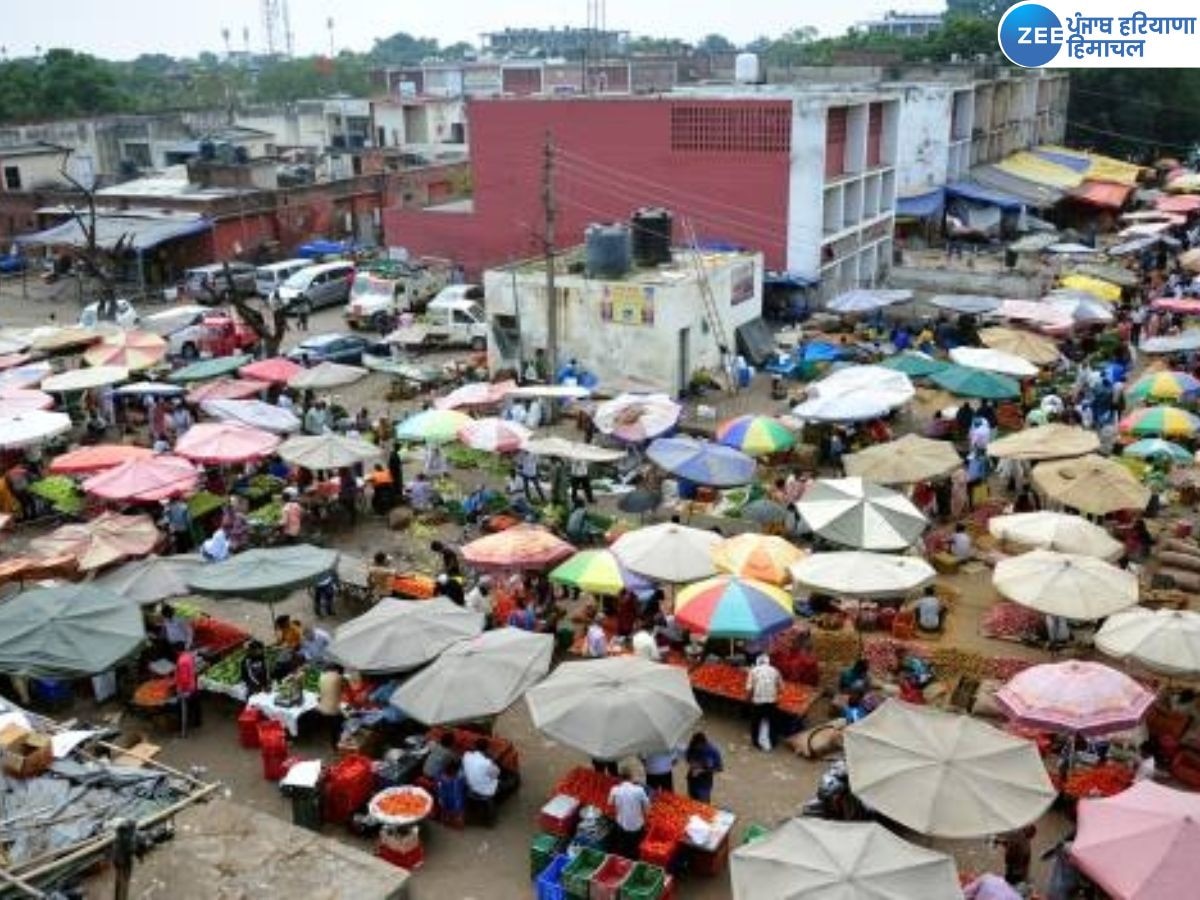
top-left (297, 239), bottom-right (355, 258)
top-left (896, 188), bottom-right (945, 219)
top-left (1033, 149), bottom-right (1091, 173)
top-left (945, 181), bottom-right (1025, 212)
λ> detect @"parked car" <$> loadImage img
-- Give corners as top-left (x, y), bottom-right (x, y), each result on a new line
top-left (286, 332), bottom-right (377, 366)
top-left (142, 305), bottom-right (259, 359)
top-left (344, 260), bottom-right (450, 330)
top-left (184, 262), bottom-right (257, 303)
top-left (79, 299), bottom-right (139, 329)
top-left (254, 258), bottom-right (310, 298)
top-left (274, 261), bottom-right (356, 316)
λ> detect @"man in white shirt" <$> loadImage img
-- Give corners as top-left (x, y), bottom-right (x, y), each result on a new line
top-left (569, 458), bottom-right (594, 504)
top-left (631, 626), bottom-right (660, 662)
top-left (950, 524), bottom-right (972, 560)
top-left (585, 617), bottom-right (608, 658)
top-left (607, 768), bottom-right (650, 859)
top-left (746, 655), bottom-right (782, 751)
top-left (1135, 741), bottom-right (1156, 782)
top-left (914, 589), bottom-right (944, 633)
top-left (462, 738), bottom-right (501, 798)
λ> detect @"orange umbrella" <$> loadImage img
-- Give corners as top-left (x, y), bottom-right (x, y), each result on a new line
top-left (29, 512), bottom-right (160, 571)
top-left (83, 330), bottom-right (167, 371)
top-left (712, 533), bottom-right (806, 585)
top-left (186, 378), bottom-right (269, 404)
top-left (462, 524), bottom-right (575, 571)
top-left (239, 357), bottom-right (303, 385)
top-left (49, 444), bottom-right (155, 475)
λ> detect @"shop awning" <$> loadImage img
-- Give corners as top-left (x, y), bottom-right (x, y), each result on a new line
top-left (896, 188), bottom-right (945, 219)
top-left (1033, 148), bottom-right (1091, 173)
top-left (1069, 180), bottom-right (1134, 210)
top-left (1037, 144), bottom-right (1142, 186)
top-left (969, 165), bottom-right (1063, 208)
top-left (945, 180), bottom-right (1025, 212)
top-left (16, 212), bottom-right (212, 252)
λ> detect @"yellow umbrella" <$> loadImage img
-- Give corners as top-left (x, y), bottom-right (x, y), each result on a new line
top-left (978, 327), bottom-right (1060, 366)
top-left (1033, 454), bottom-right (1150, 516)
top-left (712, 534), bottom-right (806, 585)
top-left (1059, 273), bottom-right (1121, 303)
top-left (83, 330), bottom-right (167, 371)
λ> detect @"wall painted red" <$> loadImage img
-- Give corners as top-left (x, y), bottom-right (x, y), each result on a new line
top-left (383, 97), bottom-right (792, 276)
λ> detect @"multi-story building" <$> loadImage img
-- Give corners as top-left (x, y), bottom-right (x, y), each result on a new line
top-left (856, 11), bottom-right (945, 38)
top-left (480, 27), bottom-right (629, 58)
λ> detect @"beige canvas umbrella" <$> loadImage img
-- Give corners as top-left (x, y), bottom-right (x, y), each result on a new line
top-left (790, 552), bottom-right (935, 599)
top-left (842, 434), bottom-right (961, 485)
top-left (1033, 454), bottom-right (1150, 515)
top-left (993, 550), bottom-right (1138, 620)
top-left (41, 365), bottom-right (129, 392)
top-left (1096, 608), bottom-right (1200, 677)
top-left (731, 818), bottom-right (962, 900)
top-left (286, 361), bottom-right (367, 391)
top-left (521, 436), bottom-right (625, 463)
top-left (988, 425), bottom-right (1100, 461)
top-left (30, 327), bottom-right (102, 354)
top-left (979, 327), bottom-right (1061, 366)
top-left (611, 522), bottom-right (721, 583)
top-left (988, 512), bottom-right (1123, 561)
top-left (844, 699), bottom-right (1056, 838)
top-left (278, 433), bottom-right (382, 470)
top-left (29, 511), bottom-right (160, 572)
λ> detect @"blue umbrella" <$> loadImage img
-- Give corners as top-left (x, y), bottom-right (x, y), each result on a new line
top-left (647, 436), bottom-right (756, 487)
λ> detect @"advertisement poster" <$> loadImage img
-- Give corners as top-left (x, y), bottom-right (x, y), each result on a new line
top-left (601, 284), bottom-right (656, 325)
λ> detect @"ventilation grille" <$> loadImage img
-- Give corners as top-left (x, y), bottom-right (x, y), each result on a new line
top-left (670, 104), bottom-right (791, 153)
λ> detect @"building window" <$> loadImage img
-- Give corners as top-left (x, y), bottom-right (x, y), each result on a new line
top-left (670, 104), bottom-right (791, 153)
top-left (3, 166), bottom-right (20, 190)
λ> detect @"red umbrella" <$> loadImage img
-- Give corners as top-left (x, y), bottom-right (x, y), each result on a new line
top-left (174, 422), bottom-right (281, 464)
top-left (83, 455), bottom-right (199, 503)
top-left (462, 525), bottom-right (575, 571)
top-left (186, 378), bottom-right (269, 404)
top-left (49, 445), bottom-right (155, 475)
top-left (239, 357), bottom-right (304, 385)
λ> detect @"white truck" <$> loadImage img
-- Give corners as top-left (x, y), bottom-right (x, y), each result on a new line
top-left (343, 260), bottom-right (450, 331)
top-left (386, 286), bottom-right (488, 351)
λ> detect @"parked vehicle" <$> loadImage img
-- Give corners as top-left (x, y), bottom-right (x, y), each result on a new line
top-left (343, 260), bottom-right (450, 330)
top-left (142, 304), bottom-right (259, 359)
top-left (79, 299), bottom-right (139, 329)
top-left (184, 262), bottom-right (257, 303)
top-left (254, 259), bottom-right (310, 298)
top-left (274, 261), bottom-right (356, 316)
top-left (286, 332), bottom-right (377, 366)
top-left (390, 288), bottom-right (488, 351)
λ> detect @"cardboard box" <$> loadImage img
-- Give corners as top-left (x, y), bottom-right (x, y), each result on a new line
top-left (2, 731), bottom-right (52, 778)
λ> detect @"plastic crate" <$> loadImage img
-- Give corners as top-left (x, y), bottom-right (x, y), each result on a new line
top-left (561, 848), bottom-right (607, 899)
top-left (536, 854), bottom-right (571, 900)
top-left (540, 794), bottom-right (581, 837)
top-left (619, 863), bottom-right (666, 900)
top-left (237, 707), bottom-right (263, 749)
top-left (289, 785), bottom-right (322, 831)
top-left (262, 748), bottom-right (288, 781)
top-left (532, 832), bottom-right (562, 879)
top-left (590, 855), bottom-right (634, 900)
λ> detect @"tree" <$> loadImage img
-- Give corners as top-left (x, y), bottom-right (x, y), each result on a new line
top-left (56, 149), bottom-right (124, 320)
top-left (441, 41), bottom-right (475, 61)
top-left (627, 35), bottom-right (691, 55)
top-left (369, 31), bottom-right (439, 64)
top-left (699, 34), bottom-right (734, 53)
top-left (222, 264), bottom-right (290, 357)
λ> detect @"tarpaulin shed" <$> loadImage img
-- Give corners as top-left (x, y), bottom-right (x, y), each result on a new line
top-left (996, 151), bottom-right (1085, 190)
top-left (15, 211), bottom-right (212, 252)
top-left (1157, 194), bottom-right (1200, 214)
top-left (970, 166), bottom-right (1064, 208)
top-left (1038, 144), bottom-right (1142, 185)
top-left (896, 187), bottom-right (946, 219)
top-left (945, 180), bottom-right (1025, 212)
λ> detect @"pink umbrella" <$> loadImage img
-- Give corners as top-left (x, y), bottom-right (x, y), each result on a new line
top-left (0, 352), bottom-right (31, 371)
top-left (0, 362), bottom-right (51, 391)
top-left (996, 660), bottom-right (1154, 736)
top-left (239, 357), bottom-right (303, 385)
top-left (462, 525), bottom-right (575, 571)
top-left (83, 455), bottom-right (199, 503)
top-left (1072, 781), bottom-right (1200, 900)
top-left (457, 417), bottom-right (530, 453)
top-left (174, 422), bottom-right (281, 465)
top-left (1152, 297), bottom-right (1200, 315)
top-left (186, 378), bottom-right (269, 404)
top-left (435, 380), bottom-right (517, 410)
top-left (0, 388), bottom-right (53, 413)
top-left (50, 444), bottom-right (155, 475)
top-left (593, 393), bottom-right (682, 443)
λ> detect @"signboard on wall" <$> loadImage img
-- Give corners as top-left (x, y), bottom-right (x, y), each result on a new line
top-left (730, 262), bottom-right (755, 305)
top-left (600, 284), bottom-right (655, 325)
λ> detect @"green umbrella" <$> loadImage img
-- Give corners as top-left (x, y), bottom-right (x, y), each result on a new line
top-left (1124, 438), bottom-right (1194, 464)
top-left (168, 354), bottom-right (254, 383)
top-left (188, 544), bottom-right (339, 599)
top-left (881, 352), bottom-right (948, 378)
top-left (930, 364), bottom-right (1020, 400)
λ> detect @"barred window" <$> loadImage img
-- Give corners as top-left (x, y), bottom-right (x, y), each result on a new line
top-left (670, 104), bottom-right (791, 153)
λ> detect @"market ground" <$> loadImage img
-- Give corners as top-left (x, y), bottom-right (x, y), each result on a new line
top-left (0, 280), bottom-right (1070, 898)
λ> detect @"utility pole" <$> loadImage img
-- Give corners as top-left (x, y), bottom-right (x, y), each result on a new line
top-left (542, 130), bottom-right (558, 382)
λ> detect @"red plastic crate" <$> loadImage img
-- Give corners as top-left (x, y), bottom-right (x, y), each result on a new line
top-left (237, 707), bottom-right (263, 749)
top-left (262, 748), bottom-right (288, 781)
top-left (323, 754), bottom-right (375, 824)
top-left (257, 719), bottom-right (286, 750)
top-left (590, 856), bottom-right (635, 900)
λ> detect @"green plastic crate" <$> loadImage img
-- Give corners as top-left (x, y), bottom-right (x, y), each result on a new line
top-left (531, 832), bottom-right (562, 879)
top-left (619, 863), bottom-right (665, 900)
top-left (561, 848), bottom-right (607, 899)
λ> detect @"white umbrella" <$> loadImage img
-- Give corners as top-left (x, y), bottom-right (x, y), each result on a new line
top-left (41, 366), bottom-right (129, 392)
top-left (0, 330), bottom-right (32, 355)
top-left (390, 628), bottom-right (553, 725)
top-left (113, 381), bottom-right (186, 397)
top-left (1096, 608), bottom-right (1200, 677)
top-left (521, 436), bottom-right (625, 463)
top-left (1045, 292), bottom-right (1115, 324)
top-left (506, 384), bottom-right (590, 399)
top-left (287, 361), bottom-right (367, 391)
top-left (794, 365), bottom-right (915, 423)
top-left (0, 410), bottom-right (71, 450)
top-left (593, 393), bottom-right (681, 443)
top-left (525, 657), bottom-right (702, 759)
top-left (329, 598), bottom-right (484, 673)
top-left (795, 478), bottom-right (927, 551)
top-left (826, 289), bottom-right (913, 314)
top-left (201, 399), bottom-right (301, 434)
top-left (790, 552), bottom-right (935, 598)
top-left (610, 522), bottom-right (721, 583)
top-left (927, 294), bottom-right (1001, 315)
top-left (792, 392), bottom-right (898, 424)
top-left (992, 550), bottom-right (1138, 620)
top-left (277, 433), bottom-right (382, 470)
top-left (988, 512), bottom-right (1123, 561)
top-left (0, 362), bottom-right (52, 391)
top-left (845, 699), bottom-right (1057, 838)
top-left (731, 818), bottom-right (962, 900)
top-left (949, 346), bottom-right (1039, 378)
top-left (1141, 332), bottom-right (1200, 354)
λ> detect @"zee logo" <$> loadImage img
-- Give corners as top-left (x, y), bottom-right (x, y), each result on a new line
top-left (998, 2), bottom-right (1064, 67)
top-left (1017, 26), bottom-right (1066, 44)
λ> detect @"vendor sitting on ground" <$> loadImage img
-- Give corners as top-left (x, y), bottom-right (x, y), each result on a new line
top-left (913, 588), bottom-right (946, 633)
top-left (950, 523), bottom-right (973, 560)
top-left (423, 731), bottom-right (461, 780)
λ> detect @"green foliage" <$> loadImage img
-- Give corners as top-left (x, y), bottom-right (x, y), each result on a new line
top-left (369, 31), bottom-right (440, 64)
top-left (1066, 68), bottom-right (1200, 160)
top-left (699, 34), bottom-right (735, 52)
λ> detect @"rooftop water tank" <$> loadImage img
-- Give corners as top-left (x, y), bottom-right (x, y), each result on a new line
top-left (631, 207), bottom-right (673, 268)
top-left (735, 52), bottom-right (762, 85)
top-left (585, 223), bottom-right (632, 279)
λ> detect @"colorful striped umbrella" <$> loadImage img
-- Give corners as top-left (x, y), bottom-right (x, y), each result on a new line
top-left (647, 436), bottom-right (756, 487)
top-left (674, 575), bottom-right (794, 639)
top-left (549, 549), bottom-right (652, 595)
top-left (715, 415), bottom-right (796, 457)
top-left (395, 409), bottom-right (473, 444)
top-left (1124, 438), bottom-right (1194, 464)
top-left (929, 364), bottom-right (1020, 400)
top-left (457, 417), bottom-right (530, 453)
top-left (1125, 370), bottom-right (1200, 404)
top-left (83, 330), bottom-right (167, 371)
top-left (712, 534), bottom-right (806, 585)
top-left (462, 524), bottom-right (575, 572)
top-left (996, 660), bottom-right (1154, 737)
top-left (1119, 406), bottom-right (1200, 438)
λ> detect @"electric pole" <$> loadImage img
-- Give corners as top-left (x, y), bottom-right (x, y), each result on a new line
top-left (542, 130), bottom-right (558, 382)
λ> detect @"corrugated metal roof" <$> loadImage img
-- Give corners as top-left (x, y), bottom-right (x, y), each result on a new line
top-left (15, 213), bottom-right (212, 252)
top-left (969, 166), bottom-right (1063, 208)
top-left (1069, 180), bottom-right (1133, 210)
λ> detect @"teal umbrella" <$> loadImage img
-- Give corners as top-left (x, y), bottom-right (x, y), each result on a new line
top-left (930, 364), bottom-right (1020, 400)
top-left (1124, 438), bottom-right (1194, 464)
top-left (881, 352), bottom-right (948, 378)
top-left (168, 354), bottom-right (254, 383)
top-left (188, 544), bottom-right (339, 599)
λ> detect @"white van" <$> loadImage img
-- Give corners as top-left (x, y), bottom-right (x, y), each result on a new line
top-left (424, 290), bottom-right (488, 350)
top-left (255, 259), bottom-right (310, 298)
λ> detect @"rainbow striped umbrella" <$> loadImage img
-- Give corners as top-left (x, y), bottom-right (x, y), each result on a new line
top-left (1125, 371), bottom-right (1200, 404)
top-left (1119, 406), bottom-right (1200, 438)
top-left (674, 575), bottom-right (794, 639)
top-left (715, 415), bottom-right (796, 457)
top-left (712, 534), bottom-right (806, 585)
top-left (549, 549), bottom-right (652, 596)
top-left (395, 409), bottom-right (473, 444)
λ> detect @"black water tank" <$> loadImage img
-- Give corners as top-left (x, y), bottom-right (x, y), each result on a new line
top-left (631, 207), bottom-right (673, 267)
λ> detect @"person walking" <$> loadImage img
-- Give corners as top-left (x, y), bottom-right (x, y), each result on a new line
top-left (569, 457), bottom-right (595, 505)
top-left (174, 643), bottom-right (200, 736)
top-left (746, 654), bottom-right (782, 751)
top-left (518, 450), bottom-right (546, 503)
top-left (684, 732), bottom-right (723, 803)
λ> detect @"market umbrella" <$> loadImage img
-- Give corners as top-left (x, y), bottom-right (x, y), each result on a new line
top-left (174, 422), bottom-right (281, 464)
top-left (0, 410), bottom-right (71, 450)
top-left (0, 584), bottom-right (146, 678)
top-left (988, 424), bottom-right (1100, 461)
top-left (1033, 454), bottom-right (1150, 515)
top-left (1124, 438), bottom-right (1194, 464)
top-left (792, 392), bottom-right (899, 424)
top-left (616, 489), bottom-right (661, 516)
top-left (29, 512), bottom-right (160, 571)
top-left (462, 524), bottom-right (574, 572)
top-left (1072, 263), bottom-right (1139, 289)
top-left (879, 351), bottom-right (949, 378)
top-left (712, 534), bottom-right (805, 585)
top-left (928, 294), bottom-right (1001, 315)
top-left (201, 399), bottom-right (301, 434)
top-left (113, 380), bottom-right (186, 398)
top-left (1125, 371), bottom-right (1200, 404)
top-left (434, 379), bottom-right (517, 410)
top-left (506, 384), bottom-right (591, 400)
top-left (457, 417), bottom-right (530, 453)
top-left (395, 408), bottom-right (473, 444)
top-left (949, 346), bottom-right (1038, 378)
top-left (1072, 782), bottom-right (1200, 900)
top-left (93, 554), bottom-right (205, 606)
top-left (1096, 608), bottom-right (1200, 677)
top-left (992, 550), bottom-right (1137, 620)
top-left (715, 415), bottom-right (796, 457)
top-left (1045, 293), bottom-right (1117, 325)
top-left (647, 436), bottom-right (756, 487)
top-left (168, 354), bottom-right (254, 383)
top-left (0, 330), bottom-right (31, 355)
top-left (329, 597), bottom-right (483, 673)
top-left (1140, 331), bottom-right (1200, 354)
top-left (0, 362), bottom-right (51, 391)
top-left (390, 628), bottom-right (553, 725)
top-left (826, 288), bottom-right (913, 314)
top-left (611, 522), bottom-right (721, 583)
top-left (189, 544), bottom-right (339, 599)
top-left (521, 436), bottom-right (625, 463)
top-left (739, 499), bottom-right (789, 527)
top-left (789, 552), bottom-right (935, 598)
top-left (525, 657), bottom-right (702, 759)
top-left (287, 360), bottom-right (367, 391)
top-left (238, 356), bottom-right (303, 385)
top-left (82, 454), bottom-right (199, 503)
top-left (83, 330), bottom-right (167, 371)
top-left (674, 575), bottom-right (794, 639)
top-left (1060, 273), bottom-right (1121, 302)
top-left (988, 512), bottom-right (1123, 561)
top-left (808, 365), bottom-right (916, 408)
top-left (0, 388), bottom-right (53, 413)
top-left (277, 433), bottom-right (381, 471)
top-left (731, 818), bottom-right (962, 900)
top-left (978, 327), bottom-right (1060, 366)
top-left (549, 549), bottom-right (652, 596)
top-left (49, 444), bottom-right (154, 475)
top-left (996, 661), bottom-right (1154, 736)
top-left (844, 699), bottom-right (1056, 838)
top-left (929, 364), bottom-right (1020, 400)
top-left (842, 434), bottom-right (961, 486)
top-left (30, 327), bottom-right (102, 354)
top-left (1119, 406), bottom-right (1200, 439)
top-left (795, 477), bottom-right (927, 551)
top-left (41, 365), bottom-right (129, 393)
top-left (593, 393), bottom-right (681, 443)
top-left (186, 378), bottom-right (268, 404)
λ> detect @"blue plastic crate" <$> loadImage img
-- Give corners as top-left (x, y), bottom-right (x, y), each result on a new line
top-left (536, 854), bottom-right (570, 900)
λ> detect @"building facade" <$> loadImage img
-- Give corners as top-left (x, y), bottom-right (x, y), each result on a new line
top-left (856, 11), bottom-right (945, 38)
